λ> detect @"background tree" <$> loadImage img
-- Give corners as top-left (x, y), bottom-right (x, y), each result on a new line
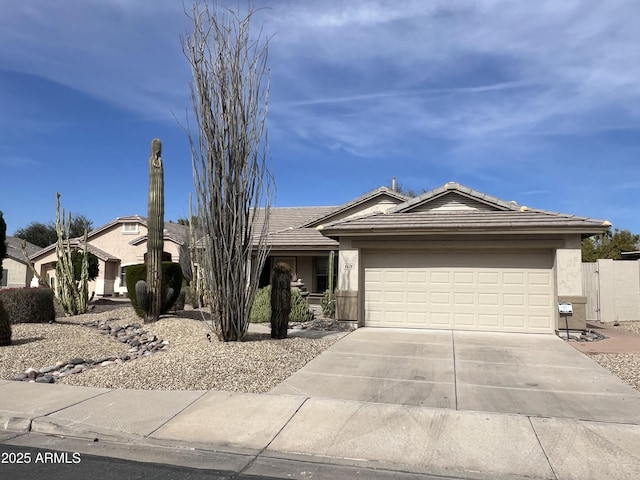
top-left (14, 222), bottom-right (56, 248)
top-left (14, 215), bottom-right (93, 248)
top-left (182, 2), bottom-right (273, 341)
top-left (582, 228), bottom-right (640, 262)
top-left (0, 211), bottom-right (6, 285)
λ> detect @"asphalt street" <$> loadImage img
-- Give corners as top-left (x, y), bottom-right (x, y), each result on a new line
top-left (0, 443), bottom-right (265, 480)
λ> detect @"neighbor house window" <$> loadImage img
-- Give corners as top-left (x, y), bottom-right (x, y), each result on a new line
top-left (1, 269), bottom-right (7, 287)
top-left (120, 266), bottom-right (127, 288)
top-left (122, 223), bottom-right (139, 234)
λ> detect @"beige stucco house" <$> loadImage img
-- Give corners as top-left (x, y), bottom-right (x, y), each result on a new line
top-left (29, 216), bottom-right (188, 296)
top-left (1, 237), bottom-right (40, 289)
top-left (318, 182), bottom-right (609, 333)
top-left (26, 181), bottom-right (607, 334)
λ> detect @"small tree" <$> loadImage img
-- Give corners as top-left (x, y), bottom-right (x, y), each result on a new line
top-left (70, 250), bottom-right (99, 282)
top-left (582, 228), bottom-right (640, 262)
top-left (183, 2), bottom-right (273, 341)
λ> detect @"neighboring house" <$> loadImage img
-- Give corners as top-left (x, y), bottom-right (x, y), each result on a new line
top-left (1, 237), bottom-right (40, 288)
top-left (318, 181), bottom-right (609, 334)
top-left (30, 216), bottom-right (188, 296)
top-left (26, 187), bottom-right (408, 299)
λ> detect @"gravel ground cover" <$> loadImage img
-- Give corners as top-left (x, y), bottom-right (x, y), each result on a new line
top-left (589, 321), bottom-right (640, 392)
top-left (0, 305), bottom-right (342, 392)
top-left (2, 304), bottom-right (638, 393)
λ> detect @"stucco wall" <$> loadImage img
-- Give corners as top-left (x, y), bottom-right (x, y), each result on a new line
top-left (90, 224), bottom-right (148, 265)
top-left (337, 238), bottom-right (359, 292)
top-left (555, 235), bottom-right (583, 296)
top-left (583, 259), bottom-right (640, 322)
top-left (2, 257), bottom-right (32, 288)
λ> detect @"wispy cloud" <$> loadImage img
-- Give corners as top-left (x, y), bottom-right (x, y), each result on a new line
top-left (2, 0), bottom-right (640, 159)
top-left (266, 0), bottom-right (640, 155)
top-left (0, 156), bottom-right (41, 167)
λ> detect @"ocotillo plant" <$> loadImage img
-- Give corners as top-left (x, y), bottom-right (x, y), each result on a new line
top-left (136, 138), bottom-right (166, 323)
top-left (270, 262), bottom-right (292, 339)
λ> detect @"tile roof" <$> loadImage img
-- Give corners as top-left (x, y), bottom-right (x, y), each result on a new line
top-left (389, 181), bottom-right (520, 213)
top-left (301, 187), bottom-right (410, 227)
top-left (253, 207), bottom-right (339, 250)
top-left (130, 220), bottom-right (189, 246)
top-left (5, 237), bottom-right (40, 263)
top-left (321, 210), bottom-right (609, 235)
top-left (320, 182), bottom-right (610, 237)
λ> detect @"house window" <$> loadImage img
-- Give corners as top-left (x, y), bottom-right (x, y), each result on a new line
top-left (122, 223), bottom-right (139, 234)
top-left (1, 269), bottom-right (7, 287)
top-left (315, 255), bottom-right (338, 293)
top-left (120, 266), bottom-right (127, 289)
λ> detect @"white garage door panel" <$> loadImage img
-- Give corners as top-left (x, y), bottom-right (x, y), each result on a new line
top-left (364, 251), bottom-right (554, 333)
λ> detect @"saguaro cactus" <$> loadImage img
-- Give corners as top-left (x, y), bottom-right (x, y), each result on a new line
top-left (0, 300), bottom-right (11, 347)
top-left (0, 211), bottom-right (6, 286)
top-left (136, 138), bottom-right (166, 323)
top-left (270, 262), bottom-right (292, 339)
top-left (321, 250), bottom-right (336, 318)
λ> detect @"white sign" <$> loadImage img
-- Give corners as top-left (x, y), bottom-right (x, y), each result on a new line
top-left (558, 302), bottom-right (573, 314)
top-left (343, 263), bottom-right (354, 270)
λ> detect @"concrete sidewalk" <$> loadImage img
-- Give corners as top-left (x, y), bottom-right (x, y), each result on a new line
top-left (1, 326), bottom-right (640, 479)
top-left (1, 381), bottom-right (639, 479)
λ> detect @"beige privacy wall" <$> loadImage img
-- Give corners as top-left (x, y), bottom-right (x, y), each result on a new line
top-left (583, 259), bottom-right (640, 322)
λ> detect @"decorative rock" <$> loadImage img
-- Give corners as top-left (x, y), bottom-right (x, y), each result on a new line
top-left (35, 375), bottom-right (55, 384)
top-left (39, 365), bottom-right (58, 374)
top-left (11, 320), bottom-right (169, 383)
top-left (95, 356), bottom-right (114, 364)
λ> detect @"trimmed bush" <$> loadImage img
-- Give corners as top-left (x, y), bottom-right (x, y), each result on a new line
top-left (0, 299), bottom-right (11, 346)
top-left (0, 288), bottom-right (56, 324)
top-left (125, 262), bottom-right (183, 318)
top-left (250, 286), bottom-right (313, 323)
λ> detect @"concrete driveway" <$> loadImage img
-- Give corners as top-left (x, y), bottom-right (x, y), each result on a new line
top-left (270, 328), bottom-right (640, 423)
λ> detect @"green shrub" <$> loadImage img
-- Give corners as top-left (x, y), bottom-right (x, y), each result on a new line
top-left (250, 286), bottom-right (313, 323)
top-left (0, 288), bottom-right (56, 324)
top-left (125, 262), bottom-right (183, 318)
top-left (321, 289), bottom-right (336, 318)
top-left (0, 299), bottom-right (11, 346)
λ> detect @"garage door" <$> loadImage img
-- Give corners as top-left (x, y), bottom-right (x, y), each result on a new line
top-left (364, 251), bottom-right (554, 333)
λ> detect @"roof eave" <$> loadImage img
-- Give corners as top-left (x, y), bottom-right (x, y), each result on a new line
top-left (320, 226), bottom-right (609, 238)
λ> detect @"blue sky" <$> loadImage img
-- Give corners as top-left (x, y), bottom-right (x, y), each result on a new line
top-left (1, 0), bottom-right (639, 236)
